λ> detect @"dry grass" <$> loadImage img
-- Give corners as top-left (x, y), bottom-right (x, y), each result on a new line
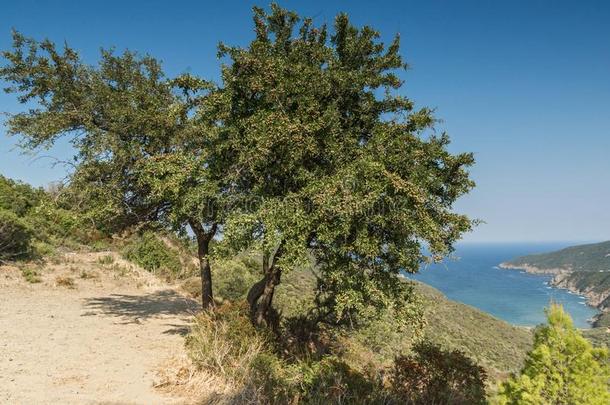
top-left (55, 276), bottom-right (76, 288)
top-left (168, 303), bottom-right (271, 404)
top-left (155, 353), bottom-right (257, 405)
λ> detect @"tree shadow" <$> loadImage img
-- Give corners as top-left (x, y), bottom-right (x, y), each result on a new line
top-left (82, 289), bottom-right (200, 332)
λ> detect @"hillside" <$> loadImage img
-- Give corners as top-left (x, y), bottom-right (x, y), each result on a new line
top-left (501, 241), bottom-right (610, 310)
top-left (502, 241), bottom-right (610, 272)
top-left (271, 267), bottom-right (533, 377)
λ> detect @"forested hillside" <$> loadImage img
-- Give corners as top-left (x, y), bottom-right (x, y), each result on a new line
top-left (504, 241), bottom-right (610, 272)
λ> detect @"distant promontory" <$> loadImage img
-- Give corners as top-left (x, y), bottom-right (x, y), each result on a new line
top-left (500, 241), bottom-right (610, 312)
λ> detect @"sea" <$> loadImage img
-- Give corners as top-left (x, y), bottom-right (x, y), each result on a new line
top-left (408, 242), bottom-right (599, 328)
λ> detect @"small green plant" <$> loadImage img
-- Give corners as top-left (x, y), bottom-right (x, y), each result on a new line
top-left (97, 255), bottom-right (115, 265)
top-left (20, 265), bottom-right (41, 283)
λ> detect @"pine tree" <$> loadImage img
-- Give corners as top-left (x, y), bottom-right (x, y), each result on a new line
top-left (497, 304), bottom-right (610, 404)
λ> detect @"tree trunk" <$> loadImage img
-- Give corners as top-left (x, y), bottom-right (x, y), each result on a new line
top-left (196, 235), bottom-right (214, 310)
top-left (190, 220), bottom-right (217, 311)
top-left (248, 244), bottom-right (284, 327)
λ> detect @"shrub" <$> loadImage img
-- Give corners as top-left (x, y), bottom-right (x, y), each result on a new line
top-left (497, 304), bottom-right (610, 405)
top-left (185, 302), bottom-right (268, 382)
top-left (0, 175), bottom-right (43, 216)
top-left (214, 256), bottom-right (260, 301)
top-left (0, 209), bottom-right (33, 261)
top-left (390, 342), bottom-right (487, 405)
top-left (20, 265), bottom-right (41, 283)
top-left (122, 232), bottom-right (182, 278)
top-left (185, 302), bottom-right (388, 404)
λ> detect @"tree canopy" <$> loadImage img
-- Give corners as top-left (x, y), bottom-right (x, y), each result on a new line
top-left (0, 30), bottom-right (223, 308)
top-left (216, 5), bottom-right (475, 325)
top-left (1, 4), bottom-right (475, 326)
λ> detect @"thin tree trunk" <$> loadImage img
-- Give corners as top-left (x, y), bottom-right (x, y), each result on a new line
top-left (189, 220), bottom-right (217, 311)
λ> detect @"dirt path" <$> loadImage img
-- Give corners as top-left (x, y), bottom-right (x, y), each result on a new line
top-left (0, 253), bottom-right (199, 405)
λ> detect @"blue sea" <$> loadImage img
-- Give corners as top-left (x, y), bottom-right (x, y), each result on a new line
top-left (408, 243), bottom-right (599, 328)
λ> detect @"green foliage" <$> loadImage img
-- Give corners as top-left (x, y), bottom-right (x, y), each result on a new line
top-left (0, 175), bottom-right (45, 216)
top-left (497, 304), bottom-right (610, 405)
top-left (390, 342), bottom-right (487, 405)
top-left (250, 353), bottom-right (384, 405)
top-left (122, 232), bottom-right (182, 278)
top-left (276, 266), bottom-right (531, 377)
top-left (216, 4), bottom-right (475, 325)
top-left (0, 175), bottom-right (95, 259)
top-left (213, 255), bottom-right (261, 302)
top-left (0, 208), bottom-right (33, 261)
top-left (20, 265), bottom-right (41, 283)
top-left (0, 29), bottom-right (223, 237)
top-left (181, 254), bottom-right (261, 302)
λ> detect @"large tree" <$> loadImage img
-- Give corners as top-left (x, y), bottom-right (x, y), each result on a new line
top-left (217, 5), bottom-right (475, 326)
top-left (0, 32), bottom-right (222, 309)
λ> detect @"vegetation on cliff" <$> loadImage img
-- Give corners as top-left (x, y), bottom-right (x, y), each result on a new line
top-left (504, 241), bottom-right (610, 272)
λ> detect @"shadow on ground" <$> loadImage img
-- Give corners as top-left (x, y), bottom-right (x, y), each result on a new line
top-left (83, 289), bottom-right (199, 334)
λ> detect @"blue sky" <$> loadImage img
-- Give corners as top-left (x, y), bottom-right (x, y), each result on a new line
top-left (1, 0), bottom-right (609, 242)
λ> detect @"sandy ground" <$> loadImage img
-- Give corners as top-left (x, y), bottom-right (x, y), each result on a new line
top-left (0, 252), bottom-right (199, 405)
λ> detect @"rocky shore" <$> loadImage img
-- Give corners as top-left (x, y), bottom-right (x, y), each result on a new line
top-left (499, 262), bottom-right (609, 312)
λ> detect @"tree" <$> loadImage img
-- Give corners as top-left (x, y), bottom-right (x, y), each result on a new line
top-left (0, 32), bottom-right (222, 309)
top-left (497, 304), bottom-right (610, 405)
top-left (217, 5), bottom-right (475, 326)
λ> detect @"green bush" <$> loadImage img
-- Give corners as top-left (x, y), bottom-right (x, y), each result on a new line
top-left (0, 176), bottom-right (44, 216)
top-left (214, 256), bottom-right (260, 301)
top-left (122, 231), bottom-right (182, 278)
top-left (0, 209), bottom-right (33, 261)
top-left (20, 265), bottom-right (41, 283)
top-left (497, 304), bottom-right (610, 405)
top-left (390, 342), bottom-right (487, 405)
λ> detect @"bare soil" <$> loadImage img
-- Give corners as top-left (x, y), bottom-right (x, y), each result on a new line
top-left (0, 252), bottom-right (199, 405)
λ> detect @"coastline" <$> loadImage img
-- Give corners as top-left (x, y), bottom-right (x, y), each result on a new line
top-left (499, 262), bottom-right (608, 315)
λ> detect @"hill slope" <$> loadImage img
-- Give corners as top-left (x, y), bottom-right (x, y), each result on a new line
top-left (273, 267), bottom-right (533, 377)
top-left (503, 241), bottom-right (610, 272)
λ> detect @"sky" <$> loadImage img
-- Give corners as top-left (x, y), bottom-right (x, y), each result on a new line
top-left (0, 0), bottom-right (609, 243)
